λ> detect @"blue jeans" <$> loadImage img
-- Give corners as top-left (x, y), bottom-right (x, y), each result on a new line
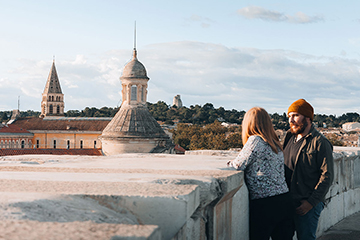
top-left (294, 202), bottom-right (324, 240)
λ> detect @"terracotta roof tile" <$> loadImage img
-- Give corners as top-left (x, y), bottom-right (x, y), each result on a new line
top-left (11, 117), bottom-right (111, 132)
top-left (0, 124), bottom-right (32, 134)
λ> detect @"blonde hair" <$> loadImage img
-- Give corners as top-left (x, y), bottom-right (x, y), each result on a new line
top-left (242, 107), bottom-right (282, 153)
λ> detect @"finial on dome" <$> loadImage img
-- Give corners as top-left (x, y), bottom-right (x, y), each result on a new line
top-left (133, 21), bottom-right (137, 60)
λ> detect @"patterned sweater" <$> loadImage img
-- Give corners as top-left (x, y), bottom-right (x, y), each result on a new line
top-left (229, 135), bottom-right (289, 200)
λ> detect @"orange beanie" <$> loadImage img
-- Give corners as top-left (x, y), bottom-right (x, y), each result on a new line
top-left (288, 99), bottom-right (314, 121)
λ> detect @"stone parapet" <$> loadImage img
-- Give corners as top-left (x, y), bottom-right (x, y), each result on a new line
top-left (0, 154), bottom-right (246, 240)
top-left (317, 147), bottom-right (360, 237)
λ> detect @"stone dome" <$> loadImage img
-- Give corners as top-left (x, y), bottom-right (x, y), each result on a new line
top-left (121, 49), bottom-right (149, 79)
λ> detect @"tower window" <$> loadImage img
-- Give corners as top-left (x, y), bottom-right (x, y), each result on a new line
top-left (141, 86), bottom-right (144, 101)
top-left (131, 85), bottom-right (137, 101)
top-left (57, 105), bottom-right (60, 114)
top-left (49, 104), bottom-right (53, 114)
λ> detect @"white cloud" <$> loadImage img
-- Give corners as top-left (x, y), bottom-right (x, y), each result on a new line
top-left (1, 41), bottom-right (360, 115)
top-left (237, 6), bottom-right (323, 24)
top-left (185, 14), bottom-right (214, 28)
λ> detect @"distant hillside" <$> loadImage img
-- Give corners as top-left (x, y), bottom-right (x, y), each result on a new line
top-left (2, 102), bottom-right (360, 130)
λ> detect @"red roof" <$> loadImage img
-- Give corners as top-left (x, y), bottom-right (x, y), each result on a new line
top-left (0, 148), bottom-right (102, 156)
top-left (174, 144), bottom-right (186, 154)
top-left (11, 117), bottom-right (111, 132)
top-left (0, 124), bottom-right (32, 134)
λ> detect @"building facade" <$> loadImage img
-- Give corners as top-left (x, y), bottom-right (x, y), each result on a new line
top-left (0, 124), bottom-right (33, 149)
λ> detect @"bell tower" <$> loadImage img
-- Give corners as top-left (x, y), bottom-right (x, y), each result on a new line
top-left (40, 59), bottom-right (65, 118)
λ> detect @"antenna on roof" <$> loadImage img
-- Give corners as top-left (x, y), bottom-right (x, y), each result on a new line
top-left (18, 96), bottom-right (20, 111)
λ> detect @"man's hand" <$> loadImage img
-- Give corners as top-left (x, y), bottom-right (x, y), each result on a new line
top-left (296, 200), bottom-right (313, 216)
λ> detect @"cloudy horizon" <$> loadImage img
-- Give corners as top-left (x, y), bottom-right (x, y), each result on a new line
top-left (1, 1), bottom-right (359, 116)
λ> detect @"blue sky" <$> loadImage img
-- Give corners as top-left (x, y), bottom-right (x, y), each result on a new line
top-left (1, 0), bottom-right (360, 115)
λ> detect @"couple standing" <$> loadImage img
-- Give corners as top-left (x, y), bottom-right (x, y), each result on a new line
top-left (228, 99), bottom-right (334, 240)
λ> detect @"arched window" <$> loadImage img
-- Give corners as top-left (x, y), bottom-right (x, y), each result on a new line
top-left (53, 140), bottom-right (56, 149)
top-left (48, 96), bottom-right (51, 101)
top-left (52, 96), bottom-right (54, 101)
top-left (57, 105), bottom-right (60, 114)
top-left (131, 85), bottom-right (137, 101)
top-left (141, 86), bottom-right (144, 102)
top-left (21, 140), bottom-right (25, 149)
top-left (36, 139), bottom-right (40, 148)
top-left (80, 140), bottom-right (83, 149)
top-left (67, 140), bottom-right (70, 149)
top-left (94, 140), bottom-right (97, 149)
top-left (49, 105), bottom-right (53, 114)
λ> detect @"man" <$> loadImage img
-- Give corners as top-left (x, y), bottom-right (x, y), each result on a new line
top-left (283, 99), bottom-right (334, 240)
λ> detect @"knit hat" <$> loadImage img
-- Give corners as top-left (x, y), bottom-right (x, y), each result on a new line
top-left (288, 99), bottom-right (314, 121)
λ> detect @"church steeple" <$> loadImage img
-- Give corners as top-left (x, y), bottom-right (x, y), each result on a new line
top-left (40, 60), bottom-right (65, 118)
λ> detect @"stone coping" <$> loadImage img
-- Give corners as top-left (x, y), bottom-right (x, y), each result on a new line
top-left (0, 221), bottom-right (161, 240)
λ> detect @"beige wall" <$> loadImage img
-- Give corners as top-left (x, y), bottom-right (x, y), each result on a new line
top-left (33, 132), bottom-right (102, 149)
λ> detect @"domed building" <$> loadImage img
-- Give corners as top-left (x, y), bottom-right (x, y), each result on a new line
top-left (101, 48), bottom-right (173, 155)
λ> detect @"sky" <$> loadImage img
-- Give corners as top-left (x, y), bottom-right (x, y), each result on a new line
top-left (1, 0), bottom-right (360, 116)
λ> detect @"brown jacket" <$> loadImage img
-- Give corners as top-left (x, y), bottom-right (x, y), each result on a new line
top-left (283, 125), bottom-right (334, 207)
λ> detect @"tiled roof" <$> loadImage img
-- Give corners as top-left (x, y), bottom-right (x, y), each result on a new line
top-left (11, 117), bottom-right (111, 132)
top-left (0, 124), bottom-right (32, 134)
top-left (102, 105), bottom-right (169, 138)
top-left (174, 144), bottom-right (186, 154)
top-left (0, 148), bottom-right (102, 156)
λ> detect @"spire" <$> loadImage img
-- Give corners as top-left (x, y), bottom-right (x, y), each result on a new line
top-left (132, 21), bottom-right (137, 60)
top-left (43, 60), bottom-right (62, 94)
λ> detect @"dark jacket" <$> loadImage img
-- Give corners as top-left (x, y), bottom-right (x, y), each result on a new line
top-left (283, 124), bottom-right (334, 207)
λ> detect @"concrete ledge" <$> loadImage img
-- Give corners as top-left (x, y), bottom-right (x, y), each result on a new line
top-left (0, 221), bottom-right (161, 240)
top-left (0, 153), bottom-right (243, 239)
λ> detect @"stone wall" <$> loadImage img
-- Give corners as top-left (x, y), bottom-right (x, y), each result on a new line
top-left (317, 147), bottom-right (360, 237)
top-left (0, 149), bottom-right (359, 239)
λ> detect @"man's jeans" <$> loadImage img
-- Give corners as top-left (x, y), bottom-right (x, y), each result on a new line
top-left (294, 202), bottom-right (324, 240)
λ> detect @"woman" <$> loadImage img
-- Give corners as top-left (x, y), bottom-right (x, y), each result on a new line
top-left (228, 107), bottom-right (293, 240)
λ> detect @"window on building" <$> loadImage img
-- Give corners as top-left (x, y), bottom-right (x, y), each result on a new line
top-left (21, 140), bottom-right (25, 149)
top-left (80, 140), bottom-right (83, 149)
top-left (49, 105), bottom-right (53, 114)
top-left (131, 85), bottom-right (137, 101)
top-left (53, 140), bottom-right (56, 149)
top-left (0, 140), bottom-right (3, 149)
top-left (141, 86), bottom-right (144, 102)
top-left (94, 140), bottom-right (97, 149)
top-left (48, 96), bottom-right (51, 101)
top-left (67, 140), bottom-right (70, 149)
top-left (57, 105), bottom-right (60, 114)
top-left (36, 139), bottom-right (40, 148)
top-left (52, 96), bottom-right (54, 101)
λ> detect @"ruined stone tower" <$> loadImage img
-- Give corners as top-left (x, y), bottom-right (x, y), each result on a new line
top-left (40, 60), bottom-right (64, 118)
top-left (173, 95), bottom-right (183, 108)
top-left (101, 48), bottom-right (172, 155)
